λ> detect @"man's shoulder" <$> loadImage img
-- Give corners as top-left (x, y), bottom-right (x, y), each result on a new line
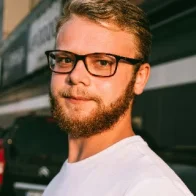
top-left (119, 137), bottom-right (190, 187)
top-left (124, 137), bottom-right (178, 180)
top-left (42, 172), bottom-right (62, 196)
top-left (124, 177), bottom-right (194, 196)
top-left (120, 138), bottom-right (193, 196)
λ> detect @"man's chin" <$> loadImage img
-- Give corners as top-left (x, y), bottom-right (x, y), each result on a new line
top-left (64, 116), bottom-right (91, 124)
top-left (61, 104), bottom-right (98, 118)
top-left (59, 97), bottom-right (96, 110)
top-left (56, 114), bottom-right (100, 139)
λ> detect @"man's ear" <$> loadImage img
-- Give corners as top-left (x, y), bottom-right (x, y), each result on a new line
top-left (134, 63), bottom-right (150, 95)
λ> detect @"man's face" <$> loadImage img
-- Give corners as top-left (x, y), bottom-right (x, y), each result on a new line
top-left (50, 15), bottom-right (140, 138)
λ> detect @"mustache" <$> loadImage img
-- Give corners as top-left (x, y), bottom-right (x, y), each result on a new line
top-left (58, 88), bottom-right (101, 103)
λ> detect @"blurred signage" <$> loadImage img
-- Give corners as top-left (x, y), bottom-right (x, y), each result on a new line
top-left (27, 0), bottom-right (61, 74)
top-left (0, 0), bottom-right (3, 41)
top-left (1, 30), bottom-right (28, 86)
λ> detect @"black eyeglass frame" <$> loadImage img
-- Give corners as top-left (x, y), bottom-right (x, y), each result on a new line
top-left (45, 50), bottom-right (144, 77)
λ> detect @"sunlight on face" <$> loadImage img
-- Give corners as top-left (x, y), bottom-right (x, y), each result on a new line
top-left (50, 15), bottom-right (139, 138)
top-left (50, 77), bottom-right (135, 138)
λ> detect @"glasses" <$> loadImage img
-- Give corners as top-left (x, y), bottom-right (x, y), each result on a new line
top-left (45, 50), bottom-right (144, 77)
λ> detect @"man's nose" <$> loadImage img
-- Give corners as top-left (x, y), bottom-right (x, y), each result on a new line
top-left (68, 60), bottom-right (91, 86)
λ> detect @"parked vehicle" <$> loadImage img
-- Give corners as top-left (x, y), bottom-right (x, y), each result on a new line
top-left (1, 117), bottom-right (195, 195)
top-left (1, 115), bottom-right (68, 196)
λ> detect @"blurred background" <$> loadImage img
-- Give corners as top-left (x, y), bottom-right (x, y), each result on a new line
top-left (0, 0), bottom-right (195, 195)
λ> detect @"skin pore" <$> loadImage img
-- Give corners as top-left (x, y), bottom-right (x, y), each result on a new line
top-left (50, 15), bottom-right (150, 163)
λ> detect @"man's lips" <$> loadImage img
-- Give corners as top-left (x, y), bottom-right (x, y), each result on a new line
top-left (64, 96), bottom-right (92, 103)
top-left (66, 96), bottom-right (91, 100)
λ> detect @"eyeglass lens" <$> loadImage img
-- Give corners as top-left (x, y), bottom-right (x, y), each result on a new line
top-left (48, 51), bottom-right (117, 76)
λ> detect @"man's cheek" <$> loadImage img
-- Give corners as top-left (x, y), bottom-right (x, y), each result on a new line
top-left (101, 83), bottom-right (119, 101)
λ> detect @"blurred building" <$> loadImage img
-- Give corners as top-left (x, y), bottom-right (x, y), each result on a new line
top-left (2, 0), bottom-right (41, 39)
top-left (0, 0), bottom-right (196, 149)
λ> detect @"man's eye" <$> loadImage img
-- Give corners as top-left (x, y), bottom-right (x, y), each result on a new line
top-left (64, 57), bottom-right (73, 63)
top-left (56, 57), bottom-right (73, 64)
top-left (98, 60), bottom-right (111, 66)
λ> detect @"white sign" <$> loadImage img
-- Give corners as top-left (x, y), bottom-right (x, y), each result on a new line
top-left (27, 0), bottom-right (61, 74)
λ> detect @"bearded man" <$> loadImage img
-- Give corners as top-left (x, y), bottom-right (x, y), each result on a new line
top-left (43, 0), bottom-right (193, 195)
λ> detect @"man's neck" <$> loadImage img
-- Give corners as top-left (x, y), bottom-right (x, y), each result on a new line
top-left (67, 112), bottom-right (135, 163)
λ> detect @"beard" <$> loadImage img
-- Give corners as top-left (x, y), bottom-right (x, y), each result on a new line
top-left (49, 77), bottom-right (136, 139)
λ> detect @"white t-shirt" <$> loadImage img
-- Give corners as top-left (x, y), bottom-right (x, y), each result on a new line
top-left (43, 136), bottom-right (193, 196)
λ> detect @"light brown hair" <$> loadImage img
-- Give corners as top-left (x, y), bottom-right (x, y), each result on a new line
top-left (56, 0), bottom-right (152, 63)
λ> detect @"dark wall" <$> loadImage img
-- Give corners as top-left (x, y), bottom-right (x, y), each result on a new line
top-left (133, 83), bottom-right (196, 148)
top-left (150, 9), bottom-right (196, 66)
top-left (132, 8), bottom-right (196, 148)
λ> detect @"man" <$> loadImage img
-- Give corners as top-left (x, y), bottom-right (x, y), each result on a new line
top-left (43, 0), bottom-right (193, 195)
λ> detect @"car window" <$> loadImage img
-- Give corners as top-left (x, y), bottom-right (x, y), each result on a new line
top-left (10, 117), bottom-right (68, 156)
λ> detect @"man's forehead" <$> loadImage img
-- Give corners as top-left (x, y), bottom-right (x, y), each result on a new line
top-left (56, 15), bottom-right (138, 57)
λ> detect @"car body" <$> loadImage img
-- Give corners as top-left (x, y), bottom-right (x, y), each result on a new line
top-left (1, 115), bottom-right (68, 196)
